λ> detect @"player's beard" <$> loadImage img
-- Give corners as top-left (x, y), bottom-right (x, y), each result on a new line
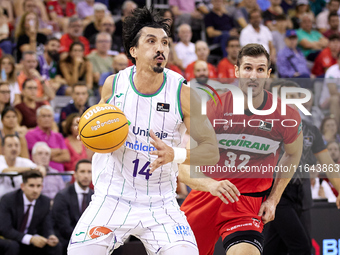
top-left (153, 63), bottom-right (164, 73)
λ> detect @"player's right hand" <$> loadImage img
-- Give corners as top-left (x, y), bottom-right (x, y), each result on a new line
top-left (30, 235), bottom-right (48, 248)
top-left (208, 180), bottom-right (240, 204)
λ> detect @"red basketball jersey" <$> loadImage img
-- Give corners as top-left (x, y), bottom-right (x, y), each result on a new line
top-left (205, 90), bottom-right (302, 194)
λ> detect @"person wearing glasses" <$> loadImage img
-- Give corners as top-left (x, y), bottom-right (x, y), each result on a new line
top-left (87, 32), bottom-right (113, 87)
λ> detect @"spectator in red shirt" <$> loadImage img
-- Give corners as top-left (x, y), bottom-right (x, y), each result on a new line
top-left (185, 40), bottom-right (217, 81)
top-left (312, 33), bottom-right (340, 77)
top-left (323, 12), bottom-right (340, 39)
top-left (46, 0), bottom-right (76, 33)
top-left (59, 17), bottom-right (90, 58)
top-left (217, 36), bottom-right (240, 79)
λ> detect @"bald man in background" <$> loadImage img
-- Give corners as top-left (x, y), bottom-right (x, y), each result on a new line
top-left (98, 54), bottom-right (129, 95)
top-left (185, 40), bottom-right (217, 81)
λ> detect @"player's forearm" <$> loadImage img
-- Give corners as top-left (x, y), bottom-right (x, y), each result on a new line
top-left (268, 152), bottom-right (300, 204)
top-left (183, 143), bottom-right (219, 166)
top-left (178, 164), bottom-right (217, 192)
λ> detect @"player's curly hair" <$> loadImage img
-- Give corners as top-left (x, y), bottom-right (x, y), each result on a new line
top-left (122, 7), bottom-right (171, 65)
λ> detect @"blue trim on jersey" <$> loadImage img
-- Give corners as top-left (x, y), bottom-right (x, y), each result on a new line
top-left (106, 74), bottom-right (118, 103)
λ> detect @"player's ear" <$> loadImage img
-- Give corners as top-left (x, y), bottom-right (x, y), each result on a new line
top-left (234, 65), bottom-right (239, 78)
top-left (130, 47), bottom-right (137, 59)
top-left (267, 68), bottom-right (272, 78)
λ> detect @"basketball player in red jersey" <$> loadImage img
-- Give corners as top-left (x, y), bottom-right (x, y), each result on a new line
top-left (180, 44), bottom-right (304, 255)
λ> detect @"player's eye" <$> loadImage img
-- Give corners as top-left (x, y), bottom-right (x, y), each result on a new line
top-left (258, 68), bottom-right (264, 72)
top-left (245, 66), bottom-right (251, 70)
top-left (148, 39), bottom-right (155, 43)
top-left (163, 40), bottom-right (168, 45)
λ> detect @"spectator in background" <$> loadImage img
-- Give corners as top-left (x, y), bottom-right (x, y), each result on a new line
top-left (234, 0), bottom-right (260, 28)
top-left (240, 9), bottom-right (276, 64)
top-left (59, 17), bottom-right (90, 57)
top-left (0, 55), bottom-right (20, 105)
top-left (280, 0), bottom-right (295, 15)
top-left (63, 114), bottom-right (92, 172)
top-left (174, 24), bottom-right (197, 70)
top-left (291, 0), bottom-right (312, 29)
top-left (217, 36), bottom-right (240, 79)
top-left (277, 30), bottom-right (310, 79)
top-left (319, 55), bottom-right (340, 123)
top-left (0, 135), bottom-right (44, 199)
top-left (0, 81), bottom-right (10, 129)
top-left (312, 34), bottom-right (340, 77)
top-left (323, 12), bottom-right (340, 38)
top-left (297, 13), bottom-right (328, 61)
top-left (0, 7), bottom-right (12, 55)
top-left (316, 0), bottom-right (340, 34)
top-left (46, 0), bottom-right (77, 33)
top-left (204, 0), bottom-right (238, 57)
top-left (115, 1), bottom-right (137, 39)
top-left (59, 82), bottom-right (89, 134)
top-left (272, 14), bottom-right (289, 53)
top-left (320, 116), bottom-right (340, 144)
top-left (90, 15), bottom-right (124, 54)
top-left (15, 11), bottom-right (47, 62)
top-left (309, 0), bottom-right (326, 17)
top-left (0, 0), bottom-right (13, 25)
top-left (59, 42), bottom-right (93, 91)
top-left (195, 0), bottom-right (213, 15)
top-left (15, 79), bottom-right (46, 129)
top-left (17, 51), bottom-right (55, 102)
top-left (0, 107), bottom-right (29, 159)
top-left (327, 141), bottom-right (340, 163)
top-left (52, 159), bottom-right (93, 254)
top-left (87, 32), bottom-right (113, 86)
top-left (189, 60), bottom-right (223, 104)
top-left (0, 170), bottom-right (60, 255)
top-left (25, 105), bottom-right (70, 172)
top-left (15, 0), bottom-right (53, 37)
top-left (311, 175), bottom-right (337, 202)
top-left (83, 3), bottom-right (107, 42)
top-left (185, 41), bottom-right (217, 81)
top-left (38, 38), bottom-right (68, 96)
top-left (169, 0), bottom-right (204, 42)
top-left (263, 0), bottom-right (285, 31)
top-left (300, 91), bottom-right (324, 129)
top-left (32, 142), bottom-right (65, 200)
top-left (76, 0), bottom-right (95, 21)
top-left (98, 53), bottom-right (128, 94)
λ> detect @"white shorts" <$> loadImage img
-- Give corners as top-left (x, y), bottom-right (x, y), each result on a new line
top-left (68, 195), bottom-right (197, 254)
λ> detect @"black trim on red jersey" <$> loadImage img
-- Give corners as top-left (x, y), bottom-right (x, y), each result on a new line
top-left (244, 90), bottom-right (268, 116)
top-left (241, 187), bottom-right (271, 197)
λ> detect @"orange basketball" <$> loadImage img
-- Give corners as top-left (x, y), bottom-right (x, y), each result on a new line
top-left (79, 104), bottom-right (129, 153)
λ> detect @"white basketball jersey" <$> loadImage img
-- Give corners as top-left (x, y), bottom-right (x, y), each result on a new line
top-left (92, 66), bottom-right (187, 205)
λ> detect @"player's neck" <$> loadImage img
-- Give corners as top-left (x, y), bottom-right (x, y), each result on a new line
top-left (133, 68), bottom-right (164, 94)
top-left (244, 90), bottom-right (264, 110)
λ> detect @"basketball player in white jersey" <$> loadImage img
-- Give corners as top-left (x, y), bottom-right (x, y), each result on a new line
top-left (68, 7), bottom-right (222, 255)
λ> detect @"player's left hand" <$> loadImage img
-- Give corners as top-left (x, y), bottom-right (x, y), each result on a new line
top-left (258, 199), bottom-right (276, 225)
top-left (149, 130), bottom-right (174, 173)
top-left (336, 194), bottom-right (340, 209)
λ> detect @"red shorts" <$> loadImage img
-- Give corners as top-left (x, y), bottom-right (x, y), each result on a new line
top-left (181, 190), bottom-right (264, 255)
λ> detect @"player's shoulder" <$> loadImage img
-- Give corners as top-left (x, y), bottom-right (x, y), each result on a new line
top-left (325, 63), bottom-right (340, 76)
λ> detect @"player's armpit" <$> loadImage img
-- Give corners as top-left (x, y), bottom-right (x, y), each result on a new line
top-left (181, 84), bottom-right (219, 166)
top-left (99, 75), bottom-right (116, 104)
